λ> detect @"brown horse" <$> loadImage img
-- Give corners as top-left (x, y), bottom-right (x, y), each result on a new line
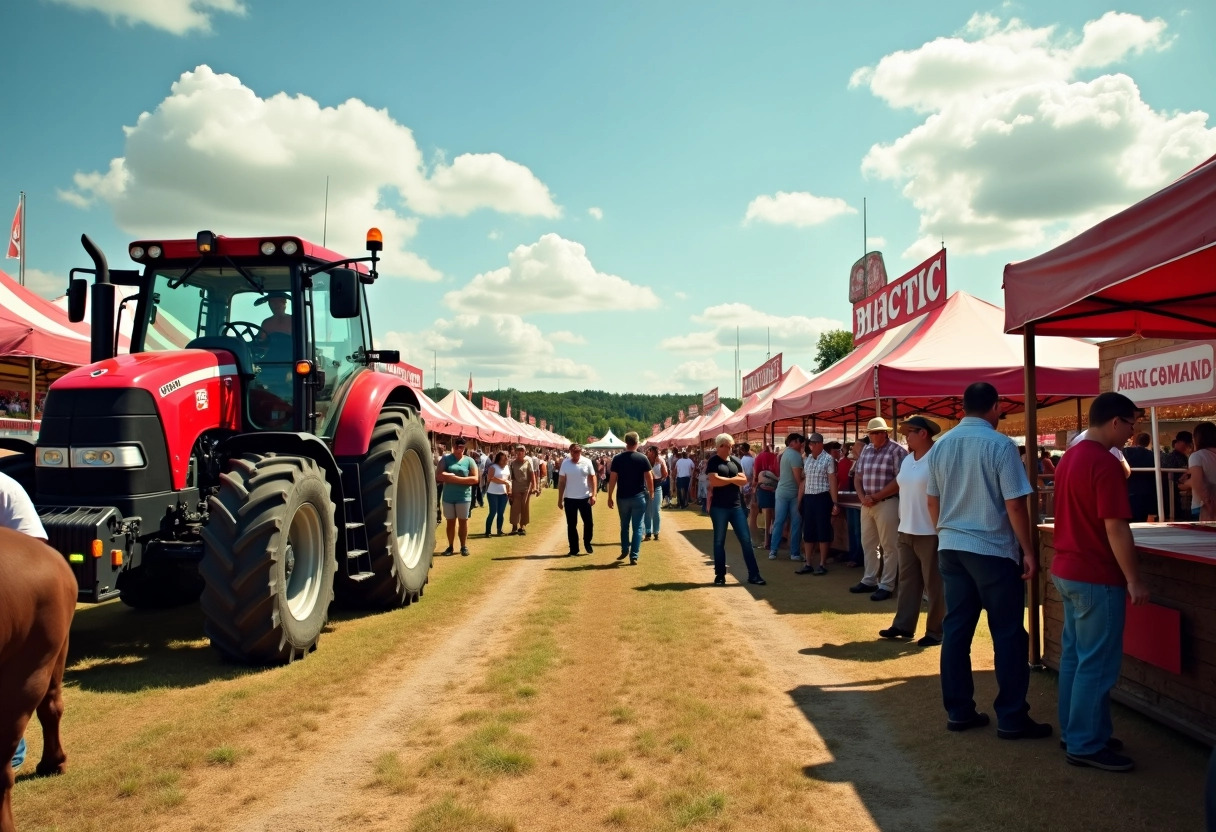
top-left (0, 527), bottom-right (76, 832)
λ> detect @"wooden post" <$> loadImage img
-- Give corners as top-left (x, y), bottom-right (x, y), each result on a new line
top-left (1024, 324), bottom-right (1043, 668)
top-left (28, 357), bottom-right (36, 435)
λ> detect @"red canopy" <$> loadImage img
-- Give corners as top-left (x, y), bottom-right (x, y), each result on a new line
top-left (434, 391), bottom-right (512, 444)
top-left (716, 365), bottom-right (813, 436)
top-left (1003, 152), bottom-right (1216, 337)
top-left (0, 269), bottom-right (92, 366)
top-left (772, 292), bottom-right (1098, 423)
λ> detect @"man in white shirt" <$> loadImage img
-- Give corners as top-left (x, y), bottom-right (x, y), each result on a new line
top-left (558, 444), bottom-right (597, 556)
top-left (674, 452), bottom-right (695, 509)
top-left (738, 443), bottom-right (755, 509)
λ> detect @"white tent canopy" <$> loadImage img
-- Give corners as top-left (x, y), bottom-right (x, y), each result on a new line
top-left (585, 429), bottom-right (627, 450)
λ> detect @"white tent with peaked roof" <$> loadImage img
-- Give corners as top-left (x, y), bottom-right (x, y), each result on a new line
top-left (585, 429), bottom-right (627, 450)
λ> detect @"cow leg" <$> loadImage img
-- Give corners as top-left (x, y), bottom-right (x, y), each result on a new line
top-left (33, 635), bottom-right (69, 777)
top-left (0, 683), bottom-right (38, 832)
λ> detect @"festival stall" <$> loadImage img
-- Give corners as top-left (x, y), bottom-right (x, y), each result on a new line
top-left (691, 403), bottom-right (735, 444)
top-left (435, 391), bottom-right (513, 445)
top-left (586, 430), bottom-right (627, 451)
top-left (657, 414), bottom-right (708, 450)
top-left (715, 365), bottom-right (812, 441)
top-left (1003, 151), bottom-right (1216, 744)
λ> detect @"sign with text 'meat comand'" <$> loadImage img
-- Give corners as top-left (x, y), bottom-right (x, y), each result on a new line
top-left (742, 353), bottom-right (783, 398)
top-left (1113, 341), bottom-right (1216, 407)
top-left (852, 249), bottom-right (947, 345)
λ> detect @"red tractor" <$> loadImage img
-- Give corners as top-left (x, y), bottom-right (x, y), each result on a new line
top-left (2, 229), bottom-right (436, 664)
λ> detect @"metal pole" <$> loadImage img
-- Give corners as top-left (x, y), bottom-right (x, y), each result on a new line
top-left (18, 191), bottom-right (25, 287)
top-left (1024, 324), bottom-right (1043, 668)
top-left (28, 357), bottom-right (35, 434)
top-left (1151, 405), bottom-right (1164, 522)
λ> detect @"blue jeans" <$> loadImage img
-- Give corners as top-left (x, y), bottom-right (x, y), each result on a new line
top-left (644, 486), bottom-right (662, 535)
top-left (938, 549), bottom-right (1031, 730)
top-left (710, 505), bottom-right (761, 580)
top-left (770, 493), bottom-right (802, 558)
top-left (484, 492), bottom-right (508, 535)
top-left (1053, 576), bottom-right (1126, 755)
top-left (676, 476), bottom-right (691, 507)
top-left (618, 493), bottom-right (648, 560)
top-left (12, 736), bottom-right (25, 769)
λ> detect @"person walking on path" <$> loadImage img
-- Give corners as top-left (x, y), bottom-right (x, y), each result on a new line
top-left (1051, 392), bottom-right (1146, 772)
top-left (674, 451), bottom-right (694, 509)
top-left (796, 433), bottom-right (838, 576)
top-left (608, 432), bottom-right (654, 564)
top-left (438, 438), bottom-right (479, 556)
top-left (925, 381), bottom-right (1052, 740)
top-left (879, 415), bottom-right (945, 646)
top-left (643, 445), bottom-right (667, 541)
top-left (706, 433), bottom-right (765, 587)
top-left (507, 445), bottom-right (538, 535)
top-left (751, 443), bottom-right (779, 549)
top-left (558, 444), bottom-right (597, 556)
top-left (851, 418), bottom-right (907, 600)
top-left (483, 451), bottom-right (511, 537)
top-left (770, 434), bottom-right (805, 562)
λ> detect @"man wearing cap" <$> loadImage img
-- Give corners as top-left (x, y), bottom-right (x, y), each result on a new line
top-left (437, 438), bottom-right (479, 556)
top-left (879, 416), bottom-right (945, 646)
top-left (256, 292), bottom-right (293, 338)
top-left (851, 417), bottom-right (907, 600)
top-left (769, 434), bottom-right (805, 561)
top-left (925, 381), bottom-right (1051, 740)
top-left (796, 433), bottom-right (838, 576)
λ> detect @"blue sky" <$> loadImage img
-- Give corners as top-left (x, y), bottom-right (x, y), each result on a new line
top-left (1, 0), bottom-right (1213, 396)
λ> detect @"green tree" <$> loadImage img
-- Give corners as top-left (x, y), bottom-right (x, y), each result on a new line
top-left (814, 329), bottom-right (854, 372)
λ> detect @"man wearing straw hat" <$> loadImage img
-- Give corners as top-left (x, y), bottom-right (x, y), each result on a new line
top-left (850, 417), bottom-right (907, 601)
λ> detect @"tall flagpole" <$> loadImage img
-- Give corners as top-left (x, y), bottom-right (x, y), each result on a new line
top-left (18, 191), bottom-right (25, 286)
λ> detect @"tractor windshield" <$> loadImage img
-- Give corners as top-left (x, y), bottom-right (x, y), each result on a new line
top-left (141, 266), bottom-right (291, 351)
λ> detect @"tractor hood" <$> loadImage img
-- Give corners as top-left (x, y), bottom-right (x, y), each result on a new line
top-left (55, 349), bottom-right (240, 401)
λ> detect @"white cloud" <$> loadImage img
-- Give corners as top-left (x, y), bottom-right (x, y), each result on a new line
top-left (662, 303), bottom-right (846, 355)
top-left (852, 13), bottom-right (1215, 258)
top-left (588, 206), bottom-right (604, 220)
top-left (61, 66), bottom-right (560, 281)
top-left (866, 236), bottom-right (887, 249)
top-left (673, 291), bottom-right (688, 301)
top-left (443, 233), bottom-right (660, 314)
top-left (548, 330), bottom-right (587, 345)
top-left (488, 230), bottom-right (502, 240)
top-left (48, 0), bottom-right (246, 35)
top-left (743, 191), bottom-right (856, 227)
top-left (671, 359), bottom-right (723, 388)
top-left (381, 313), bottom-right (596, 386)
top-left (15, 269), bottom-right (66, 300)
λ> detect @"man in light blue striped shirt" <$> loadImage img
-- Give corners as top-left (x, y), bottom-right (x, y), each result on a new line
top-left (925, 382), bottom-right (1052, 741)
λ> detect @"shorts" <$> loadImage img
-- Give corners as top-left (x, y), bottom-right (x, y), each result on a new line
top-left (800, 492), bottom-right (834, 543)
top-left (755, 488), bottom-right (776, 510)
top-left (442, 501), bottom-right (471, 520)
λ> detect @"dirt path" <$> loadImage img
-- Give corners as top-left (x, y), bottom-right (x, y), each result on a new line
top-left (230, 517), bottom-right (572, 832)
top-left (659, 508), bottom-right (941, 831)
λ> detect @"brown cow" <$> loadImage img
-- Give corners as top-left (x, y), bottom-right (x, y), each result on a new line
top-left (0, 527), bottom-right (76, 832)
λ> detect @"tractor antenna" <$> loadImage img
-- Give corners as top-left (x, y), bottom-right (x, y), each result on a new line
top-left (322, 176), bottom-right (330, 247)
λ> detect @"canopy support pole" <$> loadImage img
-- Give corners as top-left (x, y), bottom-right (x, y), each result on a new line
top-left (1075, 397), bottom-right (1083, 432)
top-left (891, 399), bottom-right (898, 434)
top-left (1024, 325), bottom-right (1043, 669)
top-left (1152, 405), bottom-right (1164, 522)
top-left (28, 357), bottom-right (35, 434)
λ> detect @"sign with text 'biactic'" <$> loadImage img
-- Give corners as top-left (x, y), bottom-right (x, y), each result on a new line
top-left (742, 353), bottom-right (783, 398)
top-left (852, 249), bottom-right (947, 345)
top-left (1114, 341), bottom-right (1216, 407)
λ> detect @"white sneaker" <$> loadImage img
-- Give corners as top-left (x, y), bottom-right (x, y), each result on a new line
top-left (767, 553), bottom-right (777, 560)
top-left (790, 553), bottom-right (802, 561)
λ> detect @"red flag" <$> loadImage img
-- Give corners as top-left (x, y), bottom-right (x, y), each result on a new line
top-left (466, 374), bottom-right (473, 401)
top-left (506, 402), bottom-right (512, 419)
top-left (6, 199), bottom-right (20, 259)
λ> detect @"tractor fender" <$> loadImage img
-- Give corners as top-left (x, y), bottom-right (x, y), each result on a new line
top-left (331, 371), bottom-right (421, 457)
top-left (217, 432), bottom-right (348, 555)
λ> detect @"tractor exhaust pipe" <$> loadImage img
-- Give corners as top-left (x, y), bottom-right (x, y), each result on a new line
top-left (81, 234), bottom-right (118, 362)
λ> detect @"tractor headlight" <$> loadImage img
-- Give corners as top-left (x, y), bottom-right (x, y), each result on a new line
top-left (260, 241), bottom-right (277, 256)
top-left (71, 446), bottom-right (145, 468)
top-left (36, 447), bottom-right (68, 467)
top-left (147, 244), bottom-right (163, 259)
top-left (281, 240), bottom-right (299, 255)
top-left (129, 245), bottom-right (146, 260)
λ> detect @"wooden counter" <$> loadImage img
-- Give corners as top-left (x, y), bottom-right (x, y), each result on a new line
top-left (1039, 523), bottom-right (1216, 745)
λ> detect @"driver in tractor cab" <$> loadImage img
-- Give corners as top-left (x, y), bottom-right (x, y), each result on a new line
top-left (256, 291), bottom-right (292, 339)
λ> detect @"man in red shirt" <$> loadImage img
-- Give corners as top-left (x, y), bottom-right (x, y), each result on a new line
top-left (750, 444), bottom-right (779, 548)
top-left (1051, 392), bottom-right (1149, 773)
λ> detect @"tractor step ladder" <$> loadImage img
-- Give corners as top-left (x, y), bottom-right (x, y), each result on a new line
top-left (339, 465), bottom-right (375, 581)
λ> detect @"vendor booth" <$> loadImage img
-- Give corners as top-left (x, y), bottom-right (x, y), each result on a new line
top-left (585, 430), bottom-right (627, 451)
top-left (1003, 151), bottom-right (1216, 744)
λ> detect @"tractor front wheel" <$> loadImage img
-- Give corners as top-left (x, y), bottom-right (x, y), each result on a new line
top-left (200, 452), bottom-right (337, 664)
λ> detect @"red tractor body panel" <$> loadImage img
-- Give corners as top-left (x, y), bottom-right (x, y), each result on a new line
top-left (128, 235), bottom-right (370, 273)
top-left (331, 370), bottom-right (418, 457)
top-left (54, 350), bottom-right (242, 488)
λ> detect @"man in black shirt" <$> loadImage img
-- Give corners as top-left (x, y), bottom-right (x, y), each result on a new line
top-left (706, 433), bottom-right (765, 586)
top-left (1121, 432), bottom-right (1157, 522)
top-left (608, 432), bottom-right (654, 564)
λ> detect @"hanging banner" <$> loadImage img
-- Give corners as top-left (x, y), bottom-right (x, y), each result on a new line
top-left (529, 416), bottom-right (536, 426)
top-left (742, 353), bottom-right (783, 397)
top-left (1113, 341), bottom-right (1216, 407)
top-left (853, 249), bottom-right (947, 345)
top-left (664, 417), bottom-right (672, 429)
top-left (702, 387), bottom-right (719, 412)
top-left (481, 396), bottom-right (499, 413)
top-left (540, 419), bottom-right (547, 430)
top-left (520, 409), bottom-right (527, 422)
top-left (678, 409), bottom-right (686, 423)
top-left (375, 361), bottom-right (423, 389)
top-left (652, 424), bottom-right (660, 436)
top-left (689, 404), bottom-right (700, 418)
top-left (848, 251), bottom-right (888, 304)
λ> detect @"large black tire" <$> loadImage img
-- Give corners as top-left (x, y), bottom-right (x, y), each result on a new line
top-left (200, 452), bottom-right (338, 664)
top-left (338, 408), bottom-right (435, 608)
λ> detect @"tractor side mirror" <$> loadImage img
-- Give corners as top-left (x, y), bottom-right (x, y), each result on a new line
top-left (329, 268), bottom-right (361, 319)
top-left (67, 278), bottom-right (88, 323)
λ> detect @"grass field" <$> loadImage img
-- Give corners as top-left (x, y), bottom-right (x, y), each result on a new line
top-left (11, 495), bottom-right (1209, 832)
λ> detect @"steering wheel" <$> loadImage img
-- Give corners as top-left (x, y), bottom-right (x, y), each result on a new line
top-left (223, 321), bottom-right (263, 342)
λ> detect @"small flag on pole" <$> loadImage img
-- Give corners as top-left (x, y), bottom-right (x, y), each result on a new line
top-left (6, 198), bottom-right (20, 259)
top-left (466, 374), bottom-right (473, 401)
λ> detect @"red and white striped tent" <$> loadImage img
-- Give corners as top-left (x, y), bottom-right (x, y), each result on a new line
top-left (714, 364), bottom-right (813, 438)
top-left (771, 292), bottom-right (1098, 426)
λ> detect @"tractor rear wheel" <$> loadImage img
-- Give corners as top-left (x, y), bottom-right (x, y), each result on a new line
top-left (338, 408), bottom-right (435, 608)
top-left (200, 452), bottom-right (337, 664)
